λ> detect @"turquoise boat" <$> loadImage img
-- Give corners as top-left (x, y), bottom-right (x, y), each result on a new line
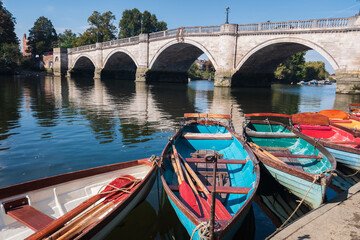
top-left (160, 113), bottom-right (260, 239)
top-left (244, 113), bottom-right (336, 209)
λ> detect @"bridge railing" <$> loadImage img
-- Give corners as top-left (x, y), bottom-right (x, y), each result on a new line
top-left (238, 17), bottom-right (352, 32)
top-left (68, 16), bottom-right (357, 53)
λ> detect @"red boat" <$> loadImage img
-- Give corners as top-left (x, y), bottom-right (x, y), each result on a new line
top-left (290, 112), bottom-right (360, 170)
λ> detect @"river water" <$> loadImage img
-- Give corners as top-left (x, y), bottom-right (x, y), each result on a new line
top-left (0, 76), bottom-right (359, 239)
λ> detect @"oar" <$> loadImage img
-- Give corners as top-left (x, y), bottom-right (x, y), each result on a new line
top-left (178, 157), bottom-right (211, 219)
top-left (174, 148), bottom-right (232, 220)
top-left (55, 180), bottom-right (140, 240)
top-left (248, 142), bottom-right (284, 164)
top-left (47, 179), bottom-right (140, 240)
top-left (171, 145), bottom-right (201, 217)
top-left (26, 175), bottom-right (137, 240)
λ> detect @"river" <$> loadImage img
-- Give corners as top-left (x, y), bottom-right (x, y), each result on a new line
top-left (0, 76), bottom-right (359, 239)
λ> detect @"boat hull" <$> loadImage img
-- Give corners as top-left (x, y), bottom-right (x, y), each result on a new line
top-left (262, 164), bottom-right (325, 209)
top-left (160, 119), bottom-right (260, 240)
top-left (0, 159), bottom-right (158, 240)
top-left (326, 147), bottom-right (360, 171)
top-left (244, 119), bottom-right (336, 209)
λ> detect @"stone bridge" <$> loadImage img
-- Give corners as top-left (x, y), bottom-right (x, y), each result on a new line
top-left (53, 15), bottom-right (360, 93)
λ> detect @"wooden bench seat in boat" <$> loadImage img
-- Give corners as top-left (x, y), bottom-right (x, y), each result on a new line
top-left (169, 185), bottom-right (251, 194)
top-left (3, 197), bottom-right (54, 231)
top-left (186, 158), bottom-right (247, 164)
top-left (182, 132), bottom-right (233, 140)
top-left (262, 146), bottom-right (304, 171)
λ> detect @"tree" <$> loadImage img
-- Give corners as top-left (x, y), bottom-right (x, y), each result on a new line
top-left (274, 52), bottom-right (306, 83)
top-left (118, 8), bottom-right (167, 38)
top-left (304, 61), bottom-right (327, 80)
top-left (87, 11), bottom-right (117, 42)
top-left (0, 1), bottom-right (19, 47)
top-left (0, 43), bottom-right (21, 63)
top-left (72, 11), bottom-right (117, 47)
top-left (58, 29), bottom-right (76, 48)
top-left (27, 16), bottom-right (58, 56)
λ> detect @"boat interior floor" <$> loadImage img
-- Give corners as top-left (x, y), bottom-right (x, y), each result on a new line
top-left (190, 150), bottom-right (229, 202)
top-left (262, 146), bottom-right (304, 171)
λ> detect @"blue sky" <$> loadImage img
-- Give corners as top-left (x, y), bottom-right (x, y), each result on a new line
top-left (3, 0), bottom-right (360, 73)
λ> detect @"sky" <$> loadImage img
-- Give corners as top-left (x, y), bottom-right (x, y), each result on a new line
top-left (3, 0), bottom-right (360, 73)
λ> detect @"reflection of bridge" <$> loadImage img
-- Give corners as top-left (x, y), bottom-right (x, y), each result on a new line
top-left (54, 16), bottom-right (360, 93)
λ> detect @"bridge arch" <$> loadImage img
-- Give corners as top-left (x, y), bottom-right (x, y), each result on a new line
top-left (232, 37), bottom-right (339, 86)
top-left (71, 54), bottom-right (96, 70)
top-left (236, 37), bottom-right (339, 71)
top-left (149, 39), bottom-right (219, 70)
top-left (102, 49), bottom-right (139, 80)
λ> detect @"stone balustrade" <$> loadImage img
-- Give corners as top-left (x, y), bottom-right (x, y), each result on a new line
top-left (69, 16), bottom-right (358, 54)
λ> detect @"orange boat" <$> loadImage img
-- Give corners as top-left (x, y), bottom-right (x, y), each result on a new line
top-left (318, 109), bottom-right (360, 136)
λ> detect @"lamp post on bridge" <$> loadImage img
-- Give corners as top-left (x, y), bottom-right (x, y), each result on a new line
top-left (225, 6), bottom-right (230, 24)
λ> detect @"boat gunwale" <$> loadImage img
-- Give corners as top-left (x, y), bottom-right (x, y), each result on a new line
top-left (1, 158), bottom-right (158, 239)
top-left (0, 159), bottom-right (155, 200)
top-left (245, 120), bottom-right (336, 186)
top-left (160, 120), bottom-right (260, 238)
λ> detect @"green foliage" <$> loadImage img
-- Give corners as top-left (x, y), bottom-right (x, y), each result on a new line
top-left (0, 1), bottom-right (19, 47)
top-left (72, 11), bottom-right (117, 47)
top-left (274, 52), bottom-right (329, 83)
top-left (58, 29), bottom-right (76, 48)
top-left (118, 8), bottom-right (167, 38)
top-left (0, 43), bottom-right (21, 63)
top-left (73, 31), bottom-right (96, 47)
top-left (188, 62), bottom-right (202, 79)
top-left (28, 16), bottom-right (58, 56)
top-left (87, 11), bottom-right (117, 42)
top-left (274, 52), bottom-right (306, 83)
top-left (304, 61), bottom-right (327, 81)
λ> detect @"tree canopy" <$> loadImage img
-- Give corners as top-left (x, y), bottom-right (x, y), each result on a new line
top-left (0, 0), bottom-right (18, 47)
top-left (72, 11), bottom-right (117, 47)
top-left (58, 29), bottom-right (76, 48)
top-left (27, 16), bottom-right (58, 56)
top-left (274, 51), bottom-right (328, 83)
top-left (118, 8), bottom-right (167, 38)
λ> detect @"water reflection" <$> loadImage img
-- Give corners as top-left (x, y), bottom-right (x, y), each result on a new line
top-left (1, 76), bottom-right (360, 239)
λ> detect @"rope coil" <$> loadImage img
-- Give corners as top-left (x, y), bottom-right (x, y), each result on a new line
top-left (190, 221), bottom-right (211, 240)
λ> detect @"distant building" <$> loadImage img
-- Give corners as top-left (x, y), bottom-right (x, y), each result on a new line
top-left (22, 34), bottom-right (31, 57)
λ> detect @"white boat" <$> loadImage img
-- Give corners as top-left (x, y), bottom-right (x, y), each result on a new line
top-left (0, 157), bottom-right (158, 240)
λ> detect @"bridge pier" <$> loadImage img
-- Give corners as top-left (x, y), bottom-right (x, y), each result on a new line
top-left (135, 68), bottom-right (148, 82)
top-left (94, 68), bottom-right (102, 79)
top-left (214, 71), bottom-right (233, 87)
top-left (335, 70), bottom-right (360, 94)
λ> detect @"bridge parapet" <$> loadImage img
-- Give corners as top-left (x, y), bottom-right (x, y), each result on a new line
top-left (237, 16), bottom-right (357, 32)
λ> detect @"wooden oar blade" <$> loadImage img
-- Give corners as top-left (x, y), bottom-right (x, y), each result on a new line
top-left (179, 180), bottom-right (202, 217)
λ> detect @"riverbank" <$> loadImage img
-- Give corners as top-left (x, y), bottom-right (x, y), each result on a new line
top-left (271, 181), bottom-right (360, 239)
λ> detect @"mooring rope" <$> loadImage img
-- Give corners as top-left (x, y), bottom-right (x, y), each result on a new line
top-left (265, 169), bottom-right (336, 240)
top-left (97, 176), bottom-right (141, 196)
top-left (190, 221), bottom-right (211, 240)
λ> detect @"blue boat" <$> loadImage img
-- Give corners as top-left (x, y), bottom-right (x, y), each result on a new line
top-left (160, 113), bottom-right (260, 239)
top-left (244, 113), bottom-right (336, 209)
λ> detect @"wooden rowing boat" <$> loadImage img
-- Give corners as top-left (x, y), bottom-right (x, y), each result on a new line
top-left (349, 103), bottom-right (360, 119)
top-left (290, 112), bottom-right (360, 170)
top-left (318, 109), bottom-right (360, 136)
top-left (244, 113), bottom-right (336, 209)
top-left (160, 113), bottom-right (260, 239)
top-left (0, 157), bottom-right (158, 240)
